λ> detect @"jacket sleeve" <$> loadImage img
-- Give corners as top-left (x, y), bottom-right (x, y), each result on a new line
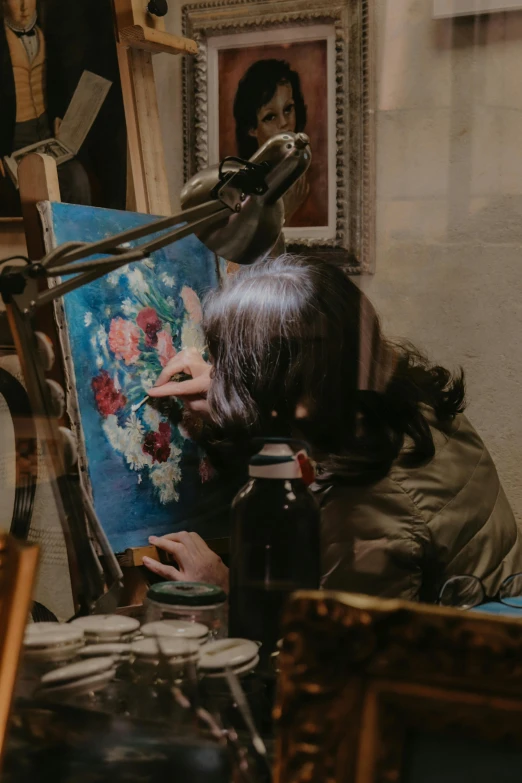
top-left (318, 478), bottom-right (432, 601)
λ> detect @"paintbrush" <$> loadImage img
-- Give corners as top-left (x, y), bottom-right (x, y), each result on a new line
top-left (131, 371), bottom-right (193, 413)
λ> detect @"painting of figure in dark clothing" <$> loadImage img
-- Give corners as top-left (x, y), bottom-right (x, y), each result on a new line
top-left (0, 0), bottom-right (126, 216)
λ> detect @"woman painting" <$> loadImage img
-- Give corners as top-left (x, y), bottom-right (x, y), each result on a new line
top-left (233, 59), bottom-right (310, 223)
top-left (142, 255), bottom-right (522, 604)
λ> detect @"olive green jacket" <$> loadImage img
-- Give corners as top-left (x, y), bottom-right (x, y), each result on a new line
top-left (313, 412), bottom-right (522, 603)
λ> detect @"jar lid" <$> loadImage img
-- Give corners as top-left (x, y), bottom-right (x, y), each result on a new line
top-left (39, 670), bottom-right (116, 698)
top-left (131, 637), bottom-right (200, 662)
top-left (199, 638), bottom-right (259, 674)
top-left (141, 620), bottom-right (209, 643)
top-left (41, 656), bottom-right (115, 687)
top-left (81, 643), bottom-right (132, 659)
top-left (70, 614), bottom-right (140, 640)
top-left (24, 624), bottom-right (84, 651)
top-left (147, 582), bottom-right (226, 607)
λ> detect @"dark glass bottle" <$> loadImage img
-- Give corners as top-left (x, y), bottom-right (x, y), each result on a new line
top-left (229, 438), bottom-right (321, 668)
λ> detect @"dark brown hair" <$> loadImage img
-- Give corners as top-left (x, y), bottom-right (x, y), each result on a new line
top-left (233, 59), bottom-right (307, 160)
top-left (203, 255), bottom-right (466, 484)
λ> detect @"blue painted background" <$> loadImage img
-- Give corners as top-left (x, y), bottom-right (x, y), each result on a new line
top-left (49, 202), bottom-right (224, 552)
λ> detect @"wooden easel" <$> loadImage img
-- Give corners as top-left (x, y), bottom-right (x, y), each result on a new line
top-left (113, 0), bottom-right (197, 216)
top-left (15, 2), bottom-right (202, 607)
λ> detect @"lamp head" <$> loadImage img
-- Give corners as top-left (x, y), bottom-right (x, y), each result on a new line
top-left (180, 132), bottom-right (311, 265)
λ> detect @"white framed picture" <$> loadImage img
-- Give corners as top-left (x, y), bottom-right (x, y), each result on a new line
top-left (434, 0), bottom-right (522, 17)
top-left (206, 25), bottom-right (337, 243)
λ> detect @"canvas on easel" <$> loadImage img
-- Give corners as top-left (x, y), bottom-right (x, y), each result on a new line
top-left (40, 200), bottom-right (226, 553)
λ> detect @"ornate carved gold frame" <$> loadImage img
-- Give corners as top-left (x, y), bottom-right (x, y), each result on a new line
top-left (182, 0), bottom-right (376, 273)
top-left (274, 591), bottom-right (522, 783)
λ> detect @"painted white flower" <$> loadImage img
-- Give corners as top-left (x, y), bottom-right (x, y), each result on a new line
top-left (181, 319), bottom-right (205, 353)
top-left (143, 404), bottom-right (162, 431)
top-left (124, 413), bottom-right (152, 471)
top-left (113, 372), bottom-right (121, 392)
top-left (144, 257), bottom-right (155, 270)
top-left (140, 370), bottom-right (156, 393)
top-left (137, 474), bottom-right (143, 485)
top-left (121, 298), bottom-right (137, 317)
top-left (97, 326), bottom-right (110, 359)
top-left (90, 335), bottom-right (98, 351)
top-left (127, 268), bottom-right (148, 295)
top-left (166, 296), bottom-right (175, 308)
top-left (105, 306), bottom-right (111, 317)
top-left (95, 355), bottom-right (103, 369)
top-left (161, 272), bottom-right (175, 288)
top-left (84, 311), bottom-right (93, 327)
top-left (102, 415), bottom-right (128, 454)
top-left (150, 452), bottom-right (182, 504)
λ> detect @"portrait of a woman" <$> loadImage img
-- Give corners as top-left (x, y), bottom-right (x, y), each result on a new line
top-left (233, 58), bottom-right (309, 222)
top-left (216, 37), bottom-right (331, 231)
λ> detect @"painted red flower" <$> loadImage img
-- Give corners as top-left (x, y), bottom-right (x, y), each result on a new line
top-left (142, 422), bottom-right (171, 463)
top-left (108, 318), bottom-right (141, 365)
top-left (137, 307), bottom-right (162, 347)
top-left (157, 330), bottom-right (176, 367)
top-left (92, 371), bottom-right (127, 417)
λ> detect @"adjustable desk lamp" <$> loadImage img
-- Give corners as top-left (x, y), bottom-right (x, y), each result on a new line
top-left (0, 132), bottom-right (311, 616)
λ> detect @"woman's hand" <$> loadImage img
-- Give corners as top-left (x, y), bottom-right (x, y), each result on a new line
top-left (147, 348), bottom-right (212, 416)
top-left (143, 532), bottom-right (229, 593)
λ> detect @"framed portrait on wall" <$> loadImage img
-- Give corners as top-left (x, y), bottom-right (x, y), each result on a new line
top-left (183, 0), bottom-right (376, 273)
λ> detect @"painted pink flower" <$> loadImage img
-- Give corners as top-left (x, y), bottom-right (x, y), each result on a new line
top-left (143, 422), bottom-right (171, 463)
top-left (181, 286), bottom-right (203, 324)
top-left (156, 330), bottom-right (176, 367)
top-left (199, 457), bottom-right (215, 484)
top-left (92, 371), bottom-right (127, 417)
top-left (108, 318), bottom-right (140, 365)
top-left (137, 307), bottom-right (162, 347)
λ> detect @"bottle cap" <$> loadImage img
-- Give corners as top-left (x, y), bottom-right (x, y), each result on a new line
top-left (147, 582), bottom-right (226, 607)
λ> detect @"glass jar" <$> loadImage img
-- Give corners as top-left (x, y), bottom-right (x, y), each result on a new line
top-left (198, 638), bottom-right (269, 735)
top-left (18, 623), bottom-right (85, 699)
top-left (128, 637), bottom-right (200, 723)
top-left (145, 582), bottom-right (227, 639)
top-left (70, 614), bottom-right (140, 644)
top-left (141, 619), bottom-right (209, 646)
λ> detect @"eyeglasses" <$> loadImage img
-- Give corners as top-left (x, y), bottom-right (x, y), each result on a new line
top-left (437, 573), bottom-right (522, 610)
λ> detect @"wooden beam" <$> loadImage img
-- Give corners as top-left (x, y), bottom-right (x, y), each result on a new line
top-left (113, 0), bottom-right (197, 56)
top-left (117, 44), bottom-right (171, 216)
top-left (118, 25), bottom-right (198, 55)
top-left (18, 154), bottom-right (60, 261)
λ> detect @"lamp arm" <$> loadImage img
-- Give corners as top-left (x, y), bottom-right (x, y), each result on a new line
top-left (34, 201), bottom-right (230, 308)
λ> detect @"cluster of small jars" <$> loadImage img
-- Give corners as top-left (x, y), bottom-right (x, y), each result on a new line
top-left (18, 582), bottom-right (263, 726)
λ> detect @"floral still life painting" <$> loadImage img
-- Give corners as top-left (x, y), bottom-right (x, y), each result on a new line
top-left (41, 202), bottom-right (225, 552)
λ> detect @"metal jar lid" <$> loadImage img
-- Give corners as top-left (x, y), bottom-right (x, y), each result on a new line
top-left (147, 582), bottom-right (226, 608)
top-left (70, 614), bottom-right (140, 642)
top-left (80, 643), bottom-right (132, 660)
top-left (199, 638), bottom-right (259, 677)
top-left (141, 620), bottom-right (209, 644)
top-left (24, 624), bottom-right (85, 660)
top-left (39, 656), bottom-right (117, 697)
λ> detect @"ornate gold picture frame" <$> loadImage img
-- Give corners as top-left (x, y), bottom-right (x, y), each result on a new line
top-left (275, 591), bottom-right (522, 783)
top-left (182, 0), bottom-right (376, 272)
